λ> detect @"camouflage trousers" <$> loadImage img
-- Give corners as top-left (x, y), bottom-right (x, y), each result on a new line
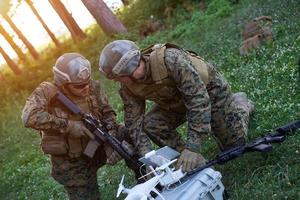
top-left (51, 146), bottom-right (106, 200)
top-left (50, 126), bottom-right (143, 200)
top-left (143, 70), bottom-right (250, 151)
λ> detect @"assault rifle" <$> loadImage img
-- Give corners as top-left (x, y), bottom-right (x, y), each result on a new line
top-left (187, 120), bottom-right (300, 177)
top-left (55, 91), bottom-right (143, 169)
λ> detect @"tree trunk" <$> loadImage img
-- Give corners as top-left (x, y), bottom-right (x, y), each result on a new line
top-left (81, 0), bottom-right (127, 36)
top-left (25, 0), bottom-right (61, 47)
top-left (0, 23), bottom-right (27, 62)
top-left (0, 45), bottom-right (22, 75)
top-left (48, 0), bottom-right (86, 41)
top-left (121, 0), bottom-right (129, 6)
top-left (3, 14), bottom-right (39, 60)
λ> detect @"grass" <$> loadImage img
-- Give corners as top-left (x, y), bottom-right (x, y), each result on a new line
top-left (0, 0), bottom-right (299, 199)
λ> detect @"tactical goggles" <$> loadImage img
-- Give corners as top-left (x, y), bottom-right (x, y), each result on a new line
top-left (72, 83), bottom-right (89, 89)
top-left (53, 58), bottom-right (91, 85)
top-left (99, 66), bottom-right (114, 79)
top-left (68, 80), bottom-right (90, 89)
top-left (99, 50), bottom-right (141, 79)
top-left (112, 49), bottom-right (141, 77)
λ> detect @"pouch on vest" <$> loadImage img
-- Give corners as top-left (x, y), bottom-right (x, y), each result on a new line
top-left (41, 132), bottom-right (68, 155)
top-left (67, 138), bottom-right (83, 158)
top-left (63, 94), bottom-right (92, 158)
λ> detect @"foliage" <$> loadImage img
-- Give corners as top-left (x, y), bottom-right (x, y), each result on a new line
top-left (0, 0), bottom-right (300, 199)
top-left (0, 0), bottom-right (22, 16)
top-left (117, 0), bottom-right (199, 33)
top-left (0, 0), bottom-right (12, 15)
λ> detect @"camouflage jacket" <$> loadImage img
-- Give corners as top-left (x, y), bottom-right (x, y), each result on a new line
top-left (120, 47), bottom-right (213, 151)
top-left (22, 80), bottom-right (116, 132)
top-left (21, 80), bottom-right (118, 157)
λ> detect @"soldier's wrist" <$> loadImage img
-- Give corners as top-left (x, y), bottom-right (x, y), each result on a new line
top-left (138, 146), bottom-right (152, 157)
top-left (185, 142), bottom-right (200, 153)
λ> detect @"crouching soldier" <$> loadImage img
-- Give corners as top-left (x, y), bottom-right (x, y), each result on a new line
top-left (21, 53), bottom-right (142, 200)
top-left (99, 40), bottom-right (255, 173)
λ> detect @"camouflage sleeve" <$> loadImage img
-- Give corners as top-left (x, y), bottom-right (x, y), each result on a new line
top-left (93, 80), bottom-right (117, 128)
top-left (119, 85), bottom-right (151, 155)
top-left (119, 84), bottom-right (145, 129)
top-left (21, 82), bottom-right (68, 131)
top-left (164, 48), bottom-right (211, 152)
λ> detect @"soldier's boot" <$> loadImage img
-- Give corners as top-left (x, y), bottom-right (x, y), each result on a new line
top-left (233, 92), bottom-right (255, 116)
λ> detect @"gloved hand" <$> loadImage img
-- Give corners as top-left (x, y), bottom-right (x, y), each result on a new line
top-left (66, 120), bottom-right (95, 140)
top-left (176, 149), bottom-right (206, 172)
top-left (121, 140), bottom-right (135, 156)
top-left (105, 144), bottom-right (122, 165)
top-left (106, 123), bottom-right (122, 144)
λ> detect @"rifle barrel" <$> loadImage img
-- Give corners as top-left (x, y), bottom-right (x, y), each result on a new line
top-left (55, 91), bottom-right (143, 169)
top-left (186, 120), bottom-right (300, 177)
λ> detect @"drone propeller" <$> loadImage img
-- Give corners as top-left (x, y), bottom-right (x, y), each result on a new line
top-left (117, 175), bottom-right (125, 197)
top-left (138, 166), bottom-right (156, 180)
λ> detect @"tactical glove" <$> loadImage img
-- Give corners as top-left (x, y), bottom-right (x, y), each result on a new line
top-left (66, 120), bottom-right (95, 140)
top-left (176, 149), bottom-right (206, 172)
top-left (104, 144), bottom-right (122, 165)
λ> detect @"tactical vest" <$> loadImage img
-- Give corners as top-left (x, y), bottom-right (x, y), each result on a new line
top-left (41, 81), bottom-right (102, 158)
top-left (126, 43), bottom-right (210, 113)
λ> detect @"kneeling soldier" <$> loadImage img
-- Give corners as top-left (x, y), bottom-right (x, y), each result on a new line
top-left (22, 53), bottom-right (128, 200)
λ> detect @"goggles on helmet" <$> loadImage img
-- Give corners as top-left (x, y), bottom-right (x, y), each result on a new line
top-left (99, 49), bottom-right (141, 79)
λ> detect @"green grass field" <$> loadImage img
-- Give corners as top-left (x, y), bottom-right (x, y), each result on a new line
top-left (0, 0), bottom-right (299, 199)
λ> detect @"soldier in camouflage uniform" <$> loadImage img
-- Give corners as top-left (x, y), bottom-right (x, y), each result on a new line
top-left (21, 53), bottom-right (130, 200)
top-left (98, 40), bottom-right (255, 172)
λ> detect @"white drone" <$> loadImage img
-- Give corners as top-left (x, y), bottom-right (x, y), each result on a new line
top-left (116, 172), bottom-right (165, 200)
top-left (116, 146), bottom-right (225, 200)
top-left (116, 148), bottom-right (185, 200)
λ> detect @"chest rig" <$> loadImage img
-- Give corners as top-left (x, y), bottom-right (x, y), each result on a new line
top-left (43, 81), bottom-right (102, 158)
top-left (126, 43), bottom-right (210, 113)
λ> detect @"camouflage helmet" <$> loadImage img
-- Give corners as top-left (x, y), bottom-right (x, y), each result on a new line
top-left (53, 53), bottom-right (91, 86)
top-left (99, 40), bottom-right (141, 79)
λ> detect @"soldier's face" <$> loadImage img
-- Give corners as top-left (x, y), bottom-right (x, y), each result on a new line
top-left (67, 82), bottom-right (90, 97)
top-left (132, 59), bottom-right (146, 80)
